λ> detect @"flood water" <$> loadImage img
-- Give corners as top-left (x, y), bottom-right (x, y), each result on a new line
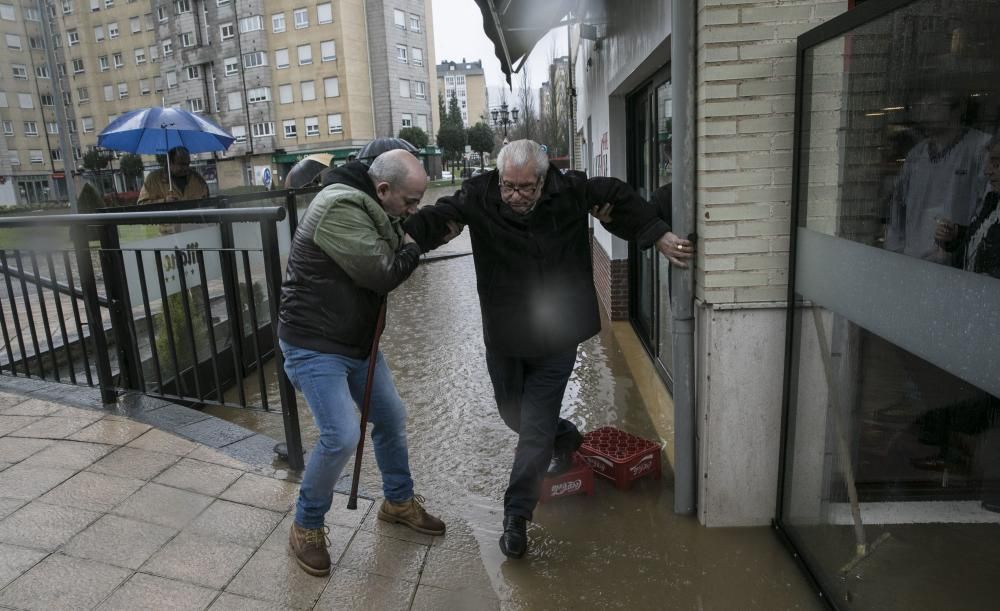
top-left (208, 186), bottom-right (819, 610)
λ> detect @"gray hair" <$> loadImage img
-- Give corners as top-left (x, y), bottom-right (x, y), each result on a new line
top-left (497, 139), bottom-right (548, 178)
top-left (368, 151), bottom-right (414, 187)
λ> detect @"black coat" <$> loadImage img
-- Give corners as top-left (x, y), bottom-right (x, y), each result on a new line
top-left (404, 165), bottom-right (670, 357)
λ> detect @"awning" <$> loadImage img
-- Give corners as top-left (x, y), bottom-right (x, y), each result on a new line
top-left (474, 0), bottom-right (576, 84)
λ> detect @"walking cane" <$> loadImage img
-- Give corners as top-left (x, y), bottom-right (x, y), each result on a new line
top-left (347, 297), bottom-right (388, 510)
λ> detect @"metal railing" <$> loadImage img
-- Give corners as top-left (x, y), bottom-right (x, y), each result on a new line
top-left (0, 205), bottom-right (305, 469)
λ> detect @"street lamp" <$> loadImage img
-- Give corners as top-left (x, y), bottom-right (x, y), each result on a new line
top-left (491, 102), bottom-right (519, 138)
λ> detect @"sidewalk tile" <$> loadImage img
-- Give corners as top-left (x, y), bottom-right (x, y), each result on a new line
top-left (226, 547), bottom-right (330, 609)
top-left (0, 437), bottom-right (52, 463)
top-left (361, 509), bottom-right (435, 546)
top-left (88, 446), bottom-right (181, 480)
top-left (50, 406), bottom-right (104, 422)
top-left (112, 482), bottom-right (213, 530)
top-left (69, 419), bottom-right (152, 445)
top-left (0, 501), bottom-right (100, 551)
top-left (134, 403), bottom-right (212, 430)
top-left (419, 546), bottom-right (496, 596)
top-left (325, 496), bottom-right (372, 530)
top-left (185, 500), bottom-right (283, 548)
top-left (338, 530), bottom-right (427, 582)
top-left (176, 418), bottom-right (254, 448)
top-left (0, 399), bottom-right (62, 417)
top-left (0, 553), bottom-right (130, 610)
top-left (429, 516), bottom-right (482, 555)
top-left (313, 567), bottom-right (416, 611)
top-left (0, 391), bottom-right (27, 409)
top-left (95, 573), bottom-right (218, 611)
top-left (0, 464), bottom-right (75, 500)
top-left (186, 446), bottom-right (252, 470)
top-left (19, 440), bottom-right (114, 471)
top-left (411, 585), bottom-right (501, 611)
top-left (209, 593), bottom-right (291, 611)
top-left (10, 416), bottom-right (94, 439)
top-left (40, 471), bottom-right (145, 513)
top-left (0, 498), bottom-right (25, 521)
top-left (142, 531), bottom-right (255, 590)
top-left (260, 515), bottom-right (354, 565)
top-left (62, 514), bottom-right (177, 569)
top-left (126, 428), bottom-right (198, 456)
top-left (154, 458), bottom-right (243, 497)
top-left (221, 473), bottom-right (298, 513)
top-left (0, 543), bottom-right (46, 590)
top-left (0, 415), bottom-right (40, 436)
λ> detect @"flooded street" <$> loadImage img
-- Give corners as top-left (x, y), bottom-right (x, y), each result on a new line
top-left (208, 186), bottom-right (819, 610)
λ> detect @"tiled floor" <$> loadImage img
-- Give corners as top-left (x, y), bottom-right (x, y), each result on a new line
top-left (0, 391), bottom-right (486, 611)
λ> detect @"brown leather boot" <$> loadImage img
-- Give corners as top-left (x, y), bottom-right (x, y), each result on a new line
top-left (288, 522), bottom-right (331, 576)
top-left (377, 494), bottom-right (446, 536)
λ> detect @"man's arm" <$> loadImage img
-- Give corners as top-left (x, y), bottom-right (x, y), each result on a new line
top-left (403, 189), bottom-right (468, 252)
top-left (313, 205), bottom-right (422, 295)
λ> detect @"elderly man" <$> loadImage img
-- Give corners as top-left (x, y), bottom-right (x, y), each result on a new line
top-left (278, 150), bottom-right (448, 577)
top-left (137, 146), bottom-right (210, 204)
top-left (404, 139), bottom-right (693, 559)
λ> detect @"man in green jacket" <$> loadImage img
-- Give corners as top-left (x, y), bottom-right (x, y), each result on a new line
top-left (278, 150), bottom-right (448, 577)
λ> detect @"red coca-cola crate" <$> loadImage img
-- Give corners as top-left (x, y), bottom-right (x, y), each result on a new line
top-left (579, 426), bottom-right (661, 490)
top-left (538, 452), bottom-right (595, 502)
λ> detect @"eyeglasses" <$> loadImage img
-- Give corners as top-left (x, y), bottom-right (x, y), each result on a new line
top-left (499, 180), bottom-right (541, 198)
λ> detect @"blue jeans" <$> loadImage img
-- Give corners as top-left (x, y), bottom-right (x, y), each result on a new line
top-left (280, 339), bottom-right (413, 529)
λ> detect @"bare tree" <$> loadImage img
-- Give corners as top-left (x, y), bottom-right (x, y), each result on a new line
top-left (539, 42), bottom-right (569, 157)
top-left (514, 67), bottom-right (538, 142)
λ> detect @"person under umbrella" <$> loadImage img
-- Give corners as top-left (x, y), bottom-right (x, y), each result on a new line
top-left (137, 146), bottom-right (209, 204)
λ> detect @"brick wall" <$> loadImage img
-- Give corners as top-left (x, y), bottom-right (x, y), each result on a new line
top-left (695, 0), bottom-right (848, 304)
top-left (592, 233), bottom-right (630, 321)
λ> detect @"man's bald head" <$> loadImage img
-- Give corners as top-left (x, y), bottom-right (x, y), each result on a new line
top-left (368, 149), bottom-right (427, 218)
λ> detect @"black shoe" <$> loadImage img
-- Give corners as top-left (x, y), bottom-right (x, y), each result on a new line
top-left (547, 451), bottom-right (574, 476)
top-left (499, 515), bottom-right (527, 559)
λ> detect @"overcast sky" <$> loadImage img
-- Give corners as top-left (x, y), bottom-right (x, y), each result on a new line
top-left (431, 0), bottom-right (568, 106)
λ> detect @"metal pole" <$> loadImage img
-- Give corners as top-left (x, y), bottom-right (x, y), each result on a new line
top-left (38, 0), bottom-right (79, 212)
top-left (671, 0), bottom-right (697, 515)
top-left (566, 18), bottom-right (575, 170)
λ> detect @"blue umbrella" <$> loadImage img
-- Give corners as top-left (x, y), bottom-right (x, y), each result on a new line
top-left (98, 107), bottom-right (234, 192)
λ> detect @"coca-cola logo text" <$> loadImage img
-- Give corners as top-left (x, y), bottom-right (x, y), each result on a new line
top-left (550, 480), bottom-right (583, 497)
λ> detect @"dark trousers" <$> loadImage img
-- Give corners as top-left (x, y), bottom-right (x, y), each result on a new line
top-left (486, 346), bottom-right (583, 520)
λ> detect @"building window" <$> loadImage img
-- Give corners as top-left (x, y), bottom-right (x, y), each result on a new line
top-left (165, 71), bottom-right (177, 88)
top-left (29, 150), bottom-right (44, 164)
top-left (28, 36), bottom-right (43, 50)
top-left (163, 40), bottom-right (173, 56)
top-left (251, 122), bottom-right (274, 137)
top-left (247, 87), bottom-right (270, 103)
top-left (239, 15), bottom-right (263, 33)
top-left (6, 33), bottom-right (21, 49)
top-left (396, 44), bottom-right (407, 63)
top-left (144, 12), bottom-right (154, 30)
top-left (393, 9), bottom-right (404, 28)
top-left (399, 79), bottom-right (410, 98)
top-left (220, 23), bottom-right (234, 40)
top-left (149, 45), bottom-right (157, 61)
top-left (297, 44), bottom-right (312, 65)
top-left (317, 2), bottom-right (332, 24)
top-left (217, 0), bottom-right (230, 5)
top-left (40, 94), bottom-right (54, 106)
top-left (401, 113), bottom-right (412, 128)
top-left (94, 25), bottom-right (104, 42)
top-left (293, 8), bottom-right (308, 29)
top-left (77, 87), bottom-right (89, 102)
top-left (46, 122), bottom-right (59, 134)
top-left (327, 113), bottom-right (342, 135)
top-left (134, 47), bottom-right (146, 64)
top-left (68, 29), bottom-right (79, 46)
top-left (301, 80), bottom-right (316, 101)
top-left (413, 81), bottom-right (425, 99)
top-left (99, 55), bottom-right (109, 71)
top-left (154, 76), bottom-right (162, 92)
top-left (17, 93), bottom-right (33, 108)
top-left (243, 51), bottom-right (267, 68)
top-left (24, 121), bottom-right (38, 136)
top-left (321, 40), bottom-right (336, 62)
top-left (324, 76), bottom-right (339, 98)
top-left (416, 114), bottom-right (428, 132)
top-left (409, 14), bottom-right (420, 32)
top-left (186, 65), bottom-right (200, 80)
top-left (305, 116), bottom-right (319, 137)
top-left (112, 52), bottom-right (123, 68)
top-left (130, 16), bottom-right (141, 33)
top-left (51, 148), bottom-right (62, 161)
top-left (67, 120), bottom-right (76, 132)
top-left (224, 56), bottom-right (239, 75)
top-left (0, 92), bottom-right (6, 107)
top-left (283, 119), bottom-right (296, 139)
top-left (139, 79), bottom-right (150, 94)
top-left (272, 12), bottom-right (285, 33)
top-left (72, 58), bottom-right (84, 73)
top-left (157, 6), bottom-right (167, 21)
top-left (62, 0), bottom-right (73, 14)
top-left (180, 32), bottom-right (194, 47)
top-left (278, 84), bottom-right (293, 104)
top-left (82, 117), bottom-right (94, 132)
top-left (231, 125), bottom-right (246, 142)
top-left (227, 91), bottom-right (241, 110)
top-left (12, 64), bottom-right (27, 79)
top-left (188, 97), bottom-right (203, 112)
top-left (2, 121), bottom-right (12, 135)
top-left (175, 0), bottom-right (191, 15)
top-left (108, 22), bottom-right (119, 39)
top-left (35, 65), bottom-right (50, 79)
top-left (103, 0), bottom-right (113, 8)
top-left (24, 7), bottom-right (39, 20)
top-left (412, 47), bottom-right (423, 67)
top-left (103, 84), bottom-right (113, 101)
